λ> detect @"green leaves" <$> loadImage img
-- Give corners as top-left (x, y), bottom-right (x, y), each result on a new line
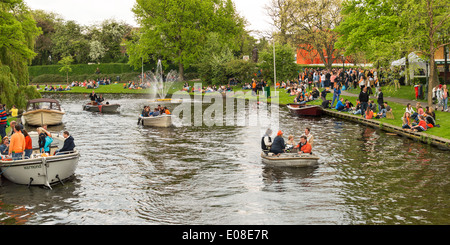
top-left (128, 0), bottom-right (245, 80)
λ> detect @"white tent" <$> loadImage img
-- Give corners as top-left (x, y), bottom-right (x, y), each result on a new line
top-left (391, 52), bottom-right (428, 82)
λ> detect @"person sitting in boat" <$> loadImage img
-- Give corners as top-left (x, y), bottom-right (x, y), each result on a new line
top-left (96, 94), bottom-right (105, 105)
top-left (55, 131), bottom-right (75, 155)
top-left (0, 136), bottom-right (9, 155)
top-left (269, 130), bottom-right (286, 156)
top-left (152, 108), bottom-right (160, 117)
top-left (294, 136), bottom-right (312, 154)
top-left (164, 107), bottom-right (171, 115)
top-left (261, 129), bottom-right (273, 154)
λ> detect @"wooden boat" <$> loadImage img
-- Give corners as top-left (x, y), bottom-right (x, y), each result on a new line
top-left (21, 98), bottom-right (65, 126)
top-left (139, 115), bottom-right (172, 127)
top-left (261, 151), bottom-right (319, 167)
top-left (287, 103), bottom-right (323, 116)
top-left (0, 132), bottom-right (79, 189)
top-left (83, 102), bottom-right (120, 113)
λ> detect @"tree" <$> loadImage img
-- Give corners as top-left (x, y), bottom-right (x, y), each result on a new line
top-left (128, 0), bottom-right (245, 81)
top-left (89, 40), bottom-right (106, 63)
top-left (259, 43), bottom-right (297, 83)
top-left (287, 0), bottom-right (344, 70)
top-left (0, 0), bottom-right (41, 109)
top-left (31, 10), bottom-right (63, 65)
top-left (58, 56), bottom-right (73, 84)
top-left (337, 0), bottom-right (450, 106)
top-left (51, 20), bottom-right (90, 64)
top-left (265, 0), bottom-right (296, 45)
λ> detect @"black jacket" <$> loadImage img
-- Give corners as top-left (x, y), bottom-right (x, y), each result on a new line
top-left (270, 136), bottom-right (285, 153)
top-left (359, 91), bottom-right (369, 103)
top-left (60, 136), bottom-right (75, 152)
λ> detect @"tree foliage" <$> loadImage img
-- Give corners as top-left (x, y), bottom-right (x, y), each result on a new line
top-left (0, 0), bottom-right (41, 109)
top-left (259, 43), bottom-right (297, 83)
top-left (128, 0), bottom-right (246, 81)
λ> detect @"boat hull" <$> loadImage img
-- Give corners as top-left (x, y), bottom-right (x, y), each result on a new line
top-left (261, 152), bottom-right (319, 167)
top-left (287, 104), bottom-right (323, 116)
top-left (22, 109), bottom-right (65, 126)
top-left (83, 104), bottom-right (120, 113)
top-left (0, 151), bottom-right (79, 188)
top-left (140, 115), bottom-right (172, 127)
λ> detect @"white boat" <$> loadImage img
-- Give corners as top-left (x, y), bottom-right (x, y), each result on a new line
top-left (0, 132), bottom-right (79, 189)
top-left (21, 98), bottom-right (65, 126)
top-left (261, 151), bottom-right (319, 167)
top-left (139, 115), bottom-right (173, 127)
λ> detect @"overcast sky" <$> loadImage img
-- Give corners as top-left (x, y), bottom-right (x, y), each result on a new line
top-left (24, 0), bottom-right (273, 38)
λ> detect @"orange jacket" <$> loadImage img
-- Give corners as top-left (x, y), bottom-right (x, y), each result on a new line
top-left (297, 142), bottom-right (312, 153)
top-left (25, 135), bottom-right (32, 150)
top-left (9, 132), bottom-right (25, 154)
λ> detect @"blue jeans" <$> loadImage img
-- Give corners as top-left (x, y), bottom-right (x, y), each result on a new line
top-left (331, 94), bottom-right (339, 107)
top-left (24, 149), bottom-right (32, 159)
top-left (360, 102), bottom-right (368, 116)
top-left (444, 97), bottom-right (448, 111)
top-left (12, 152), bottom-right (23, 160)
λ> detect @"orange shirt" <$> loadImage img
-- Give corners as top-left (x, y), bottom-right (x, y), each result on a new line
top-left (25, 135), bottom-right (32, 150)
top-left (9, 132), bottom-right (25, 154)
top-left (366, 111), bottom-right (374, 119)
top-left (300, 143), bottom-right (312, 153)
top-left (165, 109), bottom-right (171, 115)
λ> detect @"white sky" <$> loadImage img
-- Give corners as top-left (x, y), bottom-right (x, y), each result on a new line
top-left (24, 0), bottom-right (273, 38)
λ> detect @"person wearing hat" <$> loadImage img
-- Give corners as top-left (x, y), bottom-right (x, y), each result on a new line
top-left (269, 130), bottom-right (286, 156)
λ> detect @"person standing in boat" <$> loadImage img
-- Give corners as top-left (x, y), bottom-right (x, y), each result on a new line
top-left (301, 128), bottom-right (314, 146)
top-left (23, 130), bottom-right (32, 159)
top-left (0, 104), bottom-right (7, 140)
top-left (96, 94), bottom-right (105, 105)
top-left (261, 128), bottom-right (273, 154)
top-left (89, 91), bottom-right (98, 104)
top-left (269, 130), bottom-right (286, 156)
top-left (8, 125), bottom-right (25, 160)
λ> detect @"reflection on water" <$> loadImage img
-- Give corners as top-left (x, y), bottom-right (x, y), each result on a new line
top-left (1, 94), bottom-right (449, 225)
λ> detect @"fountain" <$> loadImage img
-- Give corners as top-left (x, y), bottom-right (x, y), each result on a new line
top-left (145, 59), bottom-right (180, 102)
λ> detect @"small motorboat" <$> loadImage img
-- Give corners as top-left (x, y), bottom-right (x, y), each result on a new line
top-left (83, 102), bottom-right (120, 113)
top-left (261, 151), bottom-right (319, 167)
top-left (139, 115), bottom-right (172, 127)
top-left (21, 98), bottom-right (65, 126)
top-left (0, 132), bottom-right (79, 189)
top-left (287, 103), bottom-right (323, 116)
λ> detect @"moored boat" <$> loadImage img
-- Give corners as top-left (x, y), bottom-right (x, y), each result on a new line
top-left (0, 132), bottom-right (79, 189)
top-left (139, 115), bottom-right (173, 127)
top-left (261, 151), bottom-right (319, 167)
top-left (83, 102), bottom-right (120, 113)
top-left (21, 98), bottom-right (65, 126)
top-left (287, 103), bottom-right (323, 116)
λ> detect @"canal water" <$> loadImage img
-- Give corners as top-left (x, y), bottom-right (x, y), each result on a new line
top-left (0, 94), bottom-right (449, 225)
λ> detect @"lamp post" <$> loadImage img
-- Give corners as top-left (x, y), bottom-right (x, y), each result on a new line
top-left (273, 40), bottom-right (277, 94)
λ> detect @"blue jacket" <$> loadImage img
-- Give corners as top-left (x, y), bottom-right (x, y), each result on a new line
top-left (335, 100), bottom-right (345, 110)
top-left (270, 136), bottom-right (285, 153)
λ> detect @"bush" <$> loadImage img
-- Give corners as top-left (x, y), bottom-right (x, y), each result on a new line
top-left (31, 74), bottom-right (65, 84)
top-left (31, 72), bottom-right (142, 84)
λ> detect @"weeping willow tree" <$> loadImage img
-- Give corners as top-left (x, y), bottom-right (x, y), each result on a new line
top-left (0, 0), bottom-right (42, 109)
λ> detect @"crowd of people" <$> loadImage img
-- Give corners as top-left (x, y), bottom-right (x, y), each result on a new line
top-left (181, 83), bottom-right (233, 93)
top-left (0, 121), bottom-right (75, 161)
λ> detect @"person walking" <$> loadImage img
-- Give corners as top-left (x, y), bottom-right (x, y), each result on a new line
top-left (443, 85), bottom-right (448, 112)
top-left (377, 88), bottom-right (384, 113)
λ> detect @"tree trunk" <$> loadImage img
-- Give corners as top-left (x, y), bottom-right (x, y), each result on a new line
top-left (445, 45), bottom-right (449, 83)
top-left (179, 62), bottom-right (184, 81)
top-left (427, 52), bottom-right (436, 107)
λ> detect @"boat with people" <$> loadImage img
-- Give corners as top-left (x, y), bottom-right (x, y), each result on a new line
top-left (0, 131), bottom-right (79, 189)
top-left (21, 98), bottom-right (65, 126)
top-left (261, 151), bottom-right (320, 167)
top-left (83, 102), bottom-right (120, 113)
top-left (139, 114), bottom-right (173, 127)
top-left (287, 103), bottom-right (323, 116)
